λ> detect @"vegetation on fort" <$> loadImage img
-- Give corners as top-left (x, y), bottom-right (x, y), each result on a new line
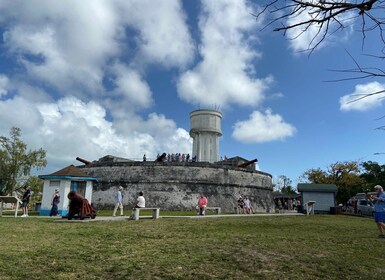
top-left (0, 215), bottom-right (383, 279)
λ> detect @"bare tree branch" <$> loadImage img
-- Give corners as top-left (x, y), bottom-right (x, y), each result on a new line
top-left (256, 1), bottom-right (385, 52)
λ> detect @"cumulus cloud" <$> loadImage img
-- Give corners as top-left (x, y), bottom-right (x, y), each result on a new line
top-left (340, 82), bottom-right (385, 112)
top-left (0, 0), bottom-right (195, 172)
top-left (119, 0), bottom-right (195, 68)
top-left (108, 63), bottom-right (153, 113)
top-left (177, 0), bottom-right (272, 108)
top-left (0, 96), bottom-right (192, 171)
top-left (232, 109), bottom-right (296, 143)
top-left (0, 0), bottom-right (194, 106)
top-left (0, 75), bottom-right (10, 97)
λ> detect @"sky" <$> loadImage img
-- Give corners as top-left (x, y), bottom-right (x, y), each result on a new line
top-left (1, 0), bottom-right (385, 186)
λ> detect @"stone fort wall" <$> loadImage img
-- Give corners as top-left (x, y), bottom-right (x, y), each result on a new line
top-left (82, 161), bottom-right (274, 213)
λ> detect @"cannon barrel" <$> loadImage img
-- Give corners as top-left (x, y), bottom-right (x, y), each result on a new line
top-left (76, 157), bottom-right (91, 165)
top-left (237, 158), bottom-right (258, 168)
top-left (156, 153), bottom-right (167, 162)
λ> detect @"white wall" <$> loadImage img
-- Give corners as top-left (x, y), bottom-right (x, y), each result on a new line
top-left (40, 179), bottom-right (93, 216)
top-left (302, 192), bottom-right (335, 212)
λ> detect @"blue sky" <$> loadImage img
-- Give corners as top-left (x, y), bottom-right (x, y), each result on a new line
top-left (1, 0), bottom-right (385, 186)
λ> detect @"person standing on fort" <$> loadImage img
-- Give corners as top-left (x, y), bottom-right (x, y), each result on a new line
top-left (367, 185), bottom-right (385, 238)
top-left (49, 188), bottom-right (60, 216)
top-left (21, 185), bottom-right (31, 217)
top-left (135, 191), bottom-right (145, 208)
top-left (198, 194), bottom-right (208, 216)
top-left (113, 186), bottom-right (124, 216)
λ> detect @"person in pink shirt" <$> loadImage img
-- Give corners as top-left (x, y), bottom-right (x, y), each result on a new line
top-left (198, 194), bottom-right (208, 216)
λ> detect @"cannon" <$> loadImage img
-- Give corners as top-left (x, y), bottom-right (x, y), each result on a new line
top-left (156, 153), bottom-right (167, 162)
top-left (67, 191), bottom-right (96, 220)
top-left (76, 157), bottom-right (92, 165)
top-left (237, 158), bottom-right (258, 168)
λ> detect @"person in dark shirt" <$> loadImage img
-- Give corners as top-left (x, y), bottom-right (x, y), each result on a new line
top-left (49, 188), bottom-right (61, 216)
top-left (21, 185), bottom-right (31, 217)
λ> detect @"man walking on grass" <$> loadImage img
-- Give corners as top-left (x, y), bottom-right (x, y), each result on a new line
top-left (368, 185), bottom-right (385, 238)
top-left (113, 186), bottom-right (124, 216)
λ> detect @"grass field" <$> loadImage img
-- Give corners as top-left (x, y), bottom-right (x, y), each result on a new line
top-left (0, 215), bottom-right (384, 279)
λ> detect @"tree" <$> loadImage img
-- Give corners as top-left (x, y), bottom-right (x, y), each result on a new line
top-left (257, 1), bottom-right (384, 51)
top-left (274, 175), bottom-right (294, 192)
top-left (0, 127), bottom-right (47, 195)
top-left (300, 160), bottom-right (364, 203)
top-left (256, 1), bottom-right (385, 97)
top-left (27, 176), bottom-right (44, 204)
top-left (360, 160), bottom-right (385, 190)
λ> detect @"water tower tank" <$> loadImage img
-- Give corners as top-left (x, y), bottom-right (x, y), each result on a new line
top-left (189, 109), bottom-right (222, 163)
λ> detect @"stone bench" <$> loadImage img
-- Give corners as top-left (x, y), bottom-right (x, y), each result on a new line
top-left (132, 207), bottom-right (160, 220)
top-left (205, 207), bottom-right (221, 215)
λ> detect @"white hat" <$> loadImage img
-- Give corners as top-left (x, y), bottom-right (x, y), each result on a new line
top-left (55, 188), bottom-right (59, 192)
top-left (374, 185), bottom-right (383, 191)
top-left (118, 186), bottom-right (123, 190)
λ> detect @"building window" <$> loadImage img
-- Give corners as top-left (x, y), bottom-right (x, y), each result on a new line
top-left (49, 180), bottom-right (60, 188)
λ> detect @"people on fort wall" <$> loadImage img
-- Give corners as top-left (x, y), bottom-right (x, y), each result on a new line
top-left (165, 153), bottom-right (191, 162)
top-left (113, 186), bottom-right (124, 217)
top-left (144, 153), bottom-right (231, 163)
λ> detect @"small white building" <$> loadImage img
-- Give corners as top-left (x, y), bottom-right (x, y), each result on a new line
top-left (297, 183), bottom-right (338, 214)
top-left (39, 165), bottom-right (97, 216)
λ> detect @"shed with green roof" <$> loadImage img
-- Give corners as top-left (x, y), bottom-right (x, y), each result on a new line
top-left (297, 183), bottom-right (338, 214)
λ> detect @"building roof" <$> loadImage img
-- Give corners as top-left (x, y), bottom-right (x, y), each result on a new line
top-left (297, 183), bottom-right (338, 193)
top-left (39, 165), bottom-right (97, 181)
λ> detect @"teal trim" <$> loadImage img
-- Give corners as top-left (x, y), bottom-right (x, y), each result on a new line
top-left (39, 209), bottom-right (68, 216)
top-left (38, 175), bottom-right (97, 181)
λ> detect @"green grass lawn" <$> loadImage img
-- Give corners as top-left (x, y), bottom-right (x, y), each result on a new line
top-left (0, 215), bottom-right (384, 279)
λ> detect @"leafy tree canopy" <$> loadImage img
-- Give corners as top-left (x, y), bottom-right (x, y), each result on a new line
top-left (300, 160), bottom-right (364, 203)
top-left (0, 127), bottom-right (47, 195)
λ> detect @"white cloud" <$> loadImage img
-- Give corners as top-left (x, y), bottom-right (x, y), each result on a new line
top-left (2, 2), bottom-right (119, 94)
top-left (232, 109), bottom-right (296, 143)
top-left (109, 63), bottom-right (153, 111)
top-left (340, 81), bottom-right (385, 111)
top-left (0, 0), bottom-right (194, 108)
top-left (119, 0), bottom-right (195, 68)
top-left (177, 0), bottom-right (273, 108)
top-left (0, 75), bottom-right (10, 97)
top-left (0, 96), bottom-right (192, 172)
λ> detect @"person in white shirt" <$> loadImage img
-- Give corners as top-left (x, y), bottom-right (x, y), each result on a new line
top-left (135, 191), bottom-right (145, 208)
top-left (113, 186), bottom-right (124, 216)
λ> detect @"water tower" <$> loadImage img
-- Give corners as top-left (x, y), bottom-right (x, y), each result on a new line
top-left (189, 109), bottom-right (222, 162)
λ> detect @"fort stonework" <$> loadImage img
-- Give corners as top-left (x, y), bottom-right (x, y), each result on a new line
top-left (80, 156), bottom-right (274, 213)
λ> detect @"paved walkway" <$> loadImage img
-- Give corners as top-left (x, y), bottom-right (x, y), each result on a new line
top-left (1, 211), bottom-right (304, 222)
top-left (53, 212), bottom-right (304, 223)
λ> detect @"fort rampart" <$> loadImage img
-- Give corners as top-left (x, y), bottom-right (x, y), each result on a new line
top-left (82, 161), bottom-right (274, 213)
